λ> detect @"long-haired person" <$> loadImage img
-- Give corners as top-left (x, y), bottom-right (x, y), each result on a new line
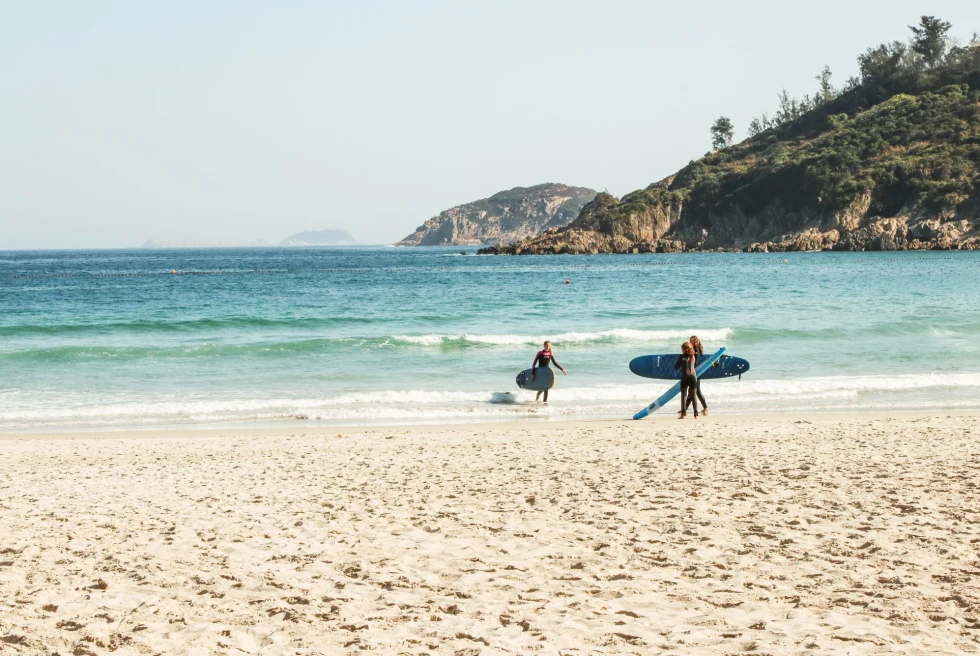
top-left (675, 341), bottom-right (699, 419)
top-left (685, 335), bottom-right (709, 415)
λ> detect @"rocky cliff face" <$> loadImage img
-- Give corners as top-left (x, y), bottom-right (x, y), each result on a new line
top-left (396, 184), bottom-right (598, 246)
top-left (483, 84), bottom-right (980, 255)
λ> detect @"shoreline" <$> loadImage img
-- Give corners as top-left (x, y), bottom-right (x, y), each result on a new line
top-left (3, 407), bottom-right (979, 440)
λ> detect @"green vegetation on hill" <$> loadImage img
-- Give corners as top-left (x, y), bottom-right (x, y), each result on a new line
top-left (485, 17), bottom-right (980, 254)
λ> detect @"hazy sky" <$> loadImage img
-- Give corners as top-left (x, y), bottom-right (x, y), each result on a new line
top-left (2, 1), bottom-right (978, 248)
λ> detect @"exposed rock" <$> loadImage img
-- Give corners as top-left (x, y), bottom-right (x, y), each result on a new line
top-left (397, 184), bottom-right (597, 247)
top-left (656, 240), bottom-right (686, 253)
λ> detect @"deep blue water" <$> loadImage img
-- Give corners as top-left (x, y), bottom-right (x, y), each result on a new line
top-left (1, 247), bottom-right (978, 428)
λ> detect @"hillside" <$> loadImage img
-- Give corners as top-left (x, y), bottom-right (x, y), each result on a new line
top-left (396, 184), bottom-right (598, 246)
top-left (484, 21), bottom-right (980, 254)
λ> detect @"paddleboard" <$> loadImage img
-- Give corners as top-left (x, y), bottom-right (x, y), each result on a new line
top-left (633, 347), bottom-right (726, 420)
top-left (516, 367), bottom-right (555, 391)
top-left (629, 353), bottom-right (749, 380)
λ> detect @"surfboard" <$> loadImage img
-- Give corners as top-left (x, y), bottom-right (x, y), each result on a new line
top-left (633, 347), bottom-right (726, 420)
top-left (516, 367), bottom-right (555, 391)
top-left (629, 353), bottom-right (749, 380)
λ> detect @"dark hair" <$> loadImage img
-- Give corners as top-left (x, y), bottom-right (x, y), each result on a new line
top-left (689, 335), bottom-right (703, 356)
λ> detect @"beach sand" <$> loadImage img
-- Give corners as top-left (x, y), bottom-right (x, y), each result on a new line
top-left (2, 413), bottom-right (979, 655)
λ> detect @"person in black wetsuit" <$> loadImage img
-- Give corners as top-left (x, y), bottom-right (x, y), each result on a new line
top-left (675, 341), bottom-right (699, 419)
top-left (531, 340), bottom-right (567, 403)
top-left (684, 335), bottom-right (709, 415)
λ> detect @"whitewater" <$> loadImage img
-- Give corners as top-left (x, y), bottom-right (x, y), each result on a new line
top-left (1, 247), bottom-right (978, 429)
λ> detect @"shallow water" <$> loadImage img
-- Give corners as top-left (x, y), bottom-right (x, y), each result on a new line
top-left (1, 247), bottom-right (978, 428)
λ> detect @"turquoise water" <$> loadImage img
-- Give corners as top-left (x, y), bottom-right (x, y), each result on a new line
top-left (1, 247), bottom-right (978, 429)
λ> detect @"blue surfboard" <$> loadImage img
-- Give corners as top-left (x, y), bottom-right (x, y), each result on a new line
top-left (633, 347), bottom-right (726, 420)
top-left (629, 353), bottom-right (749, 380)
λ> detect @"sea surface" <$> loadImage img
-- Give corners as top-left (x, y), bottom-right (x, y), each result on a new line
top-left (1, 247), bottom-right (978, 430)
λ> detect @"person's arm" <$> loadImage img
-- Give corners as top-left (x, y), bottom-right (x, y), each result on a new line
top-left (675, 355), bottom-right (684, 370)
top-left (531, 352), bottom-right (540, 378)
top-left (551, 354), bottom-right (567, 374)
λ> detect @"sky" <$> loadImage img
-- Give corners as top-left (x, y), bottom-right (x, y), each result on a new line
top-left (2, 1), bottom-right (979, 248)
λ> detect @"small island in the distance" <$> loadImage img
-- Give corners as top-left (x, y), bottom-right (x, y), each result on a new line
top-left (140, 239), bottom-right (271, 249)
top-left (482, 19), bottom-right (979, 255)
top-left (279, 229), bottom-right (359, 247)
top-left (140, 229), bottom-right (359, 249)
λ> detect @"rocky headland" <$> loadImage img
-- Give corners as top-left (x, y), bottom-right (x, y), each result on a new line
top-left (396, 183), bottom-right (597, 246)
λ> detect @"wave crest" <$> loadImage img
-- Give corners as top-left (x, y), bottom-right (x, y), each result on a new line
top-left (390, 328), bottom-right (734, 347)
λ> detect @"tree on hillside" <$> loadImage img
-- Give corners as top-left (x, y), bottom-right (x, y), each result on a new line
top-left (910, 15), bottom-right (953, 68)
top-left (776, 89), bottom-right (813, 124)
top-left (747, 112), bottom-right (779, 137)
top-left (858, 40), bottom-right (908, 84)
top-left (710, 117), bottom-right (734, 150)
top-left (815, 66), bottom-right (837, 105)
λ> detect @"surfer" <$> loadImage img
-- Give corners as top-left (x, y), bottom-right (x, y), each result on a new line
top-left (675, 342), bottom-right (699, 419)
top-left (531, 340), bottom-right (566, 403)
top-left (684, 335), bottom-right (709, 415)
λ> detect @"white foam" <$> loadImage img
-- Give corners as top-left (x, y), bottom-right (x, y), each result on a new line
top-left (390, 328), bottom-right (733, 347)
top-left (707, 372), bottom-right (980, 397)
top-left (4, 372), bottom-right (980, 428)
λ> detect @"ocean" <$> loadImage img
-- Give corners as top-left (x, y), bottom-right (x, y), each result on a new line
top-left (1, 247), bottom-right (978, 430)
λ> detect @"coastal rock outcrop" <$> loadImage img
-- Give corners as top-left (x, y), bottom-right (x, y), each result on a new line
top-left (396, 184), bottom-right (597, 246)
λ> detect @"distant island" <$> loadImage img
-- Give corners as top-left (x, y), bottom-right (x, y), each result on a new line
top-left (140, 239), bottom-right (270, 249)
top-left (279, 229), bottom-right (359, 246)
top-left (140, 229), bottom-right (359, 249)
top-left (396, 183), bottom-right (598, 247)
top-left (483, 17), bottom-right (980, 254)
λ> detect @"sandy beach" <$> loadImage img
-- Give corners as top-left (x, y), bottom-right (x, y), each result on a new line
top-left (2, 413), bottom-right (979, 655)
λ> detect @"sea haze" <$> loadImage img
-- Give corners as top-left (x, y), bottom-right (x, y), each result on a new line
top-left (1, 247), bottom-right (978, 429)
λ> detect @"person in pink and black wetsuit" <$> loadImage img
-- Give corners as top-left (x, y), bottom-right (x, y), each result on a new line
top-left (530, 340), bottom-right (567, 403)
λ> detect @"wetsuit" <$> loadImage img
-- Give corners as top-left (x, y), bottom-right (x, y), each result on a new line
top-left (533, 350), bottom-right (563, 371)
top-left (532, 350), bottom-right (564, 402)
top-left (686, 353), bottom-right (708, 411)
top-left (675, 354), bottom-right (699, 416)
